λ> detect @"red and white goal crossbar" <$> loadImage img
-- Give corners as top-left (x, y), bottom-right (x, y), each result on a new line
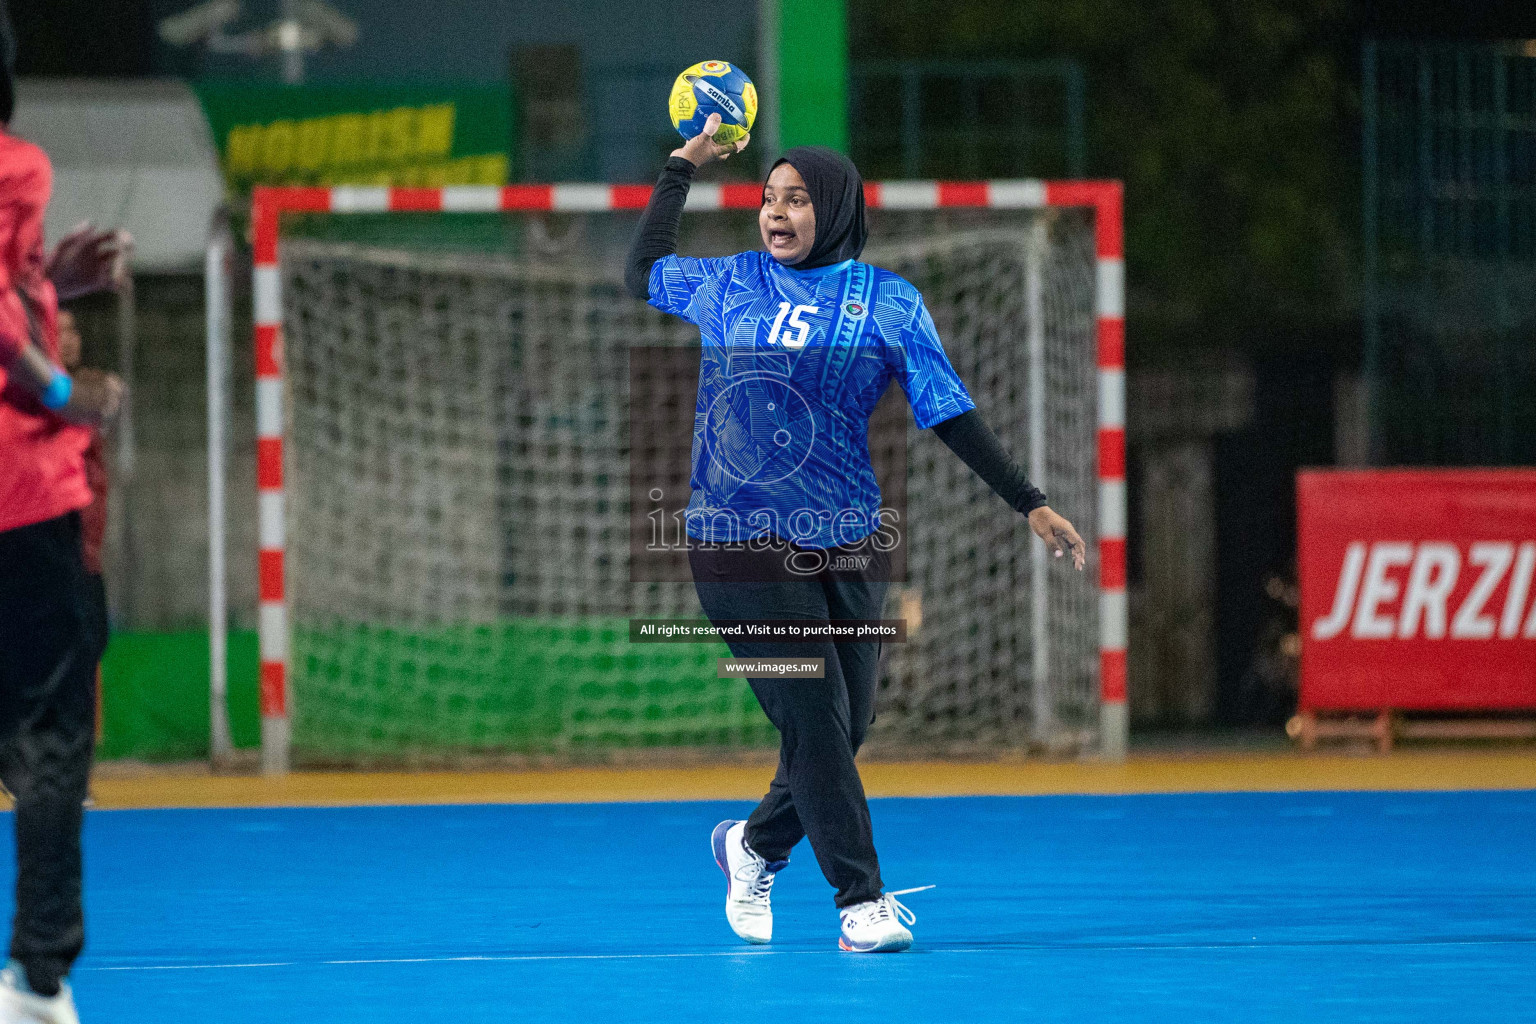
top-left (247, 179), bottom-right (1128, 772)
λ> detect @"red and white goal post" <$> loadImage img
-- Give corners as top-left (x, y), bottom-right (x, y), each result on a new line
top-left (208, 179), bottom-right (1127, 774)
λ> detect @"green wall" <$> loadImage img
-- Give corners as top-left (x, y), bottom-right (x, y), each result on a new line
top-left (98, 626), bottom-right (772, 762)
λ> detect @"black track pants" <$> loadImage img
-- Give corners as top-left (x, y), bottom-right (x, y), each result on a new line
top-left (0, 513), bottom-right (100, 993)
top-left (690, 540), bottom-right (888, 909)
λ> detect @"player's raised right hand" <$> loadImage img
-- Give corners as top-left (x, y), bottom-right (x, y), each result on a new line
top-left (671, 112), bottom-right (750, 167)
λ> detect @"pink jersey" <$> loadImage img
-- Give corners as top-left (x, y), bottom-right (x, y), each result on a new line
top-left (0, 130), bottom-right (91, 534)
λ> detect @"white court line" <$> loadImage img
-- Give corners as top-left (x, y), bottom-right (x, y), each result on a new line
top-left (83, 936), bottom-right (1533, 973)
top-left (89, 951), bottom-right (781, 972)
top-left (93, 962), bottom-right (298, 971)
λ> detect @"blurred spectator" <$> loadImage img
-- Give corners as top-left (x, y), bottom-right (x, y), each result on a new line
top-left (1236, 568), bottom-right (1301, 726)
top-left (54, 308), bottom-right (108, 740)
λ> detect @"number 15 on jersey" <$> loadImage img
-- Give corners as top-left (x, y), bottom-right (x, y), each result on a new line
top-left (767, 302), bottom-right (818, 350)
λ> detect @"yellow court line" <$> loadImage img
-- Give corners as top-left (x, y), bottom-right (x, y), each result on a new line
top-left (89, 751), bottom-right (1536, 810)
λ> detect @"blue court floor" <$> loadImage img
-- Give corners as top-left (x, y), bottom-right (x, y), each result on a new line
top-left (13, 790), bottom-right (1535, 1022)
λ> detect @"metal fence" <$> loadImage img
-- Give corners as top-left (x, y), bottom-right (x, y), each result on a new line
top-left (1364, 39), bottom-right (1536, 465)
top-left (515, 59), bottom-right (1089, 186)
top-left (850, 59), bottom-right (1085, 181)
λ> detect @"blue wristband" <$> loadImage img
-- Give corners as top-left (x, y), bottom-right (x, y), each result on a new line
top-left (40, 371), bottom-right (73, 410)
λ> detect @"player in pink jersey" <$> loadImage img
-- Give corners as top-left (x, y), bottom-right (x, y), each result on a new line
top-left (0, 7), bottom-right (131, 1019)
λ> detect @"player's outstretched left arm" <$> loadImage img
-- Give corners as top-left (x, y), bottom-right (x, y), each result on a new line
top-left (931, 409), bottom-right (1086, 571)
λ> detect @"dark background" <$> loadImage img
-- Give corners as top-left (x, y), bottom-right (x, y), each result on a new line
top-left (14, 0), bottom-right (1536, 730)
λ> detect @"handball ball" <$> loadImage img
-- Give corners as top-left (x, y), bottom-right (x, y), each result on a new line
top-left (669, 61), bottom-right (757, 145)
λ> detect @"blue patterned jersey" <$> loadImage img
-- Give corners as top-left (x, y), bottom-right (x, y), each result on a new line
top-left (648, 251), bottom-right (975, 549)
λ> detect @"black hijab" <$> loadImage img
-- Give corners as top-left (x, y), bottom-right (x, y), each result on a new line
top-left (770, 146), bottom-right (868, 269)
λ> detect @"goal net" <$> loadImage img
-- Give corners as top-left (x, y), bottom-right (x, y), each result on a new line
top-left (244, 188), bottom-right (1115, 767)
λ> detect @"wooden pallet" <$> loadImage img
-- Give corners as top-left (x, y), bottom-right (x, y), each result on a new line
top-left (1287, 711), bottom-right (1536, 754)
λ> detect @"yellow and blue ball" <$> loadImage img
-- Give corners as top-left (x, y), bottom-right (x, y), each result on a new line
top-left (669, 61), bottom-right (757, 145)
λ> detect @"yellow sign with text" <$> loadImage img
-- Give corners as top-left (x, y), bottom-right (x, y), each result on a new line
top-left (195, 84), bottom-right (514, 192)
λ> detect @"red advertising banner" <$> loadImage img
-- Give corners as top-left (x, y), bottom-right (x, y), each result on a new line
top-left (1298, 470), bottom-right (1536, 712)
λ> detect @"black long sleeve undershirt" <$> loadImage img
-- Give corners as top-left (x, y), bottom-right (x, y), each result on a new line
top-left (931, 410), bottom-right (1049, 515)
top-left (624, 158), bottom-right (1046, 516)
top-left (625, 156), bottom-right (697, 301)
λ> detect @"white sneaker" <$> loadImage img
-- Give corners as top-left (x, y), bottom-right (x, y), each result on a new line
top-left (838, 890), bottom-right (921, 952)
top-left (0, 962), bottom-right (80, 1024)
top-left (711, 819), bottom-right (787, 944)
